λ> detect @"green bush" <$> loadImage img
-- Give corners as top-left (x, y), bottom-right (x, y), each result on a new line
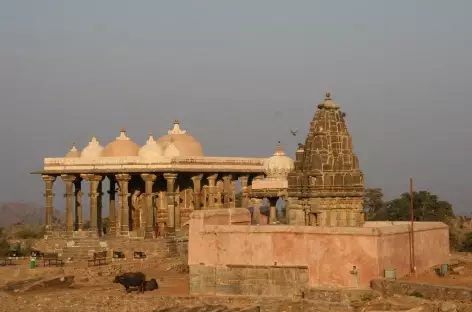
top-left (15, 226), bottom-right (45, 239)
top-left (409, 291), bottom-right (424, 298)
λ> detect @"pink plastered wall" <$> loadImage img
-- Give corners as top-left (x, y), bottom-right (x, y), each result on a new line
top-left (188, 209), bottom-right (450, 287)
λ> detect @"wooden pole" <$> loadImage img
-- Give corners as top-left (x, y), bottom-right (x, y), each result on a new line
top-left (410, 177), bottom-right (416, 274)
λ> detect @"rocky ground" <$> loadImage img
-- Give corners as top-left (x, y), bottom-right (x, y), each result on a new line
top-left (0, 257), bottom-right (470, 312)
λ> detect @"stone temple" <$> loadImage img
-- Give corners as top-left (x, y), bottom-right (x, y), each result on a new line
top-left (287, 92), bottom-right (365, 227)
top-left (33, 120), bottom-right (268, 239)
top-left (32, 93), bottom-right (450, 290)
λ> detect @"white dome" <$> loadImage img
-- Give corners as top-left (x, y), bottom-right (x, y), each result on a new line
top-left (263, 142), bottom-right (295, 179)
top-left (139, 133), bottom-right (163, 160)
top-left (81, 136), bottom-right (103, 159)
top-left (164, 142), bottom-right (180, 157)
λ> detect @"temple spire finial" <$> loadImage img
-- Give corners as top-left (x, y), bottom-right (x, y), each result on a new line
top-left (325, 91), bottom-right (331, 99)
top-left (70, 142), bottom-right (78, 152)
top-left (274, 141), bottom-right (286, 156)
top-left (169, 120), bottom-right (187, 135)
top-left (117, 127), bottom-right (130, 140)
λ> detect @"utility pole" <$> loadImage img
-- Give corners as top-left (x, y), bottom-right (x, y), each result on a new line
top-left (410, 177), bottom-right (416, 274)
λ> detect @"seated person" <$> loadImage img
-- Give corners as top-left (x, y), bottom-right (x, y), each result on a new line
top-left (260, 197), bottom-right (270, 217)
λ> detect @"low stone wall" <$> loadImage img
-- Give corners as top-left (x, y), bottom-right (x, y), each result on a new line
top-left (190, 264), bottom-right (308, 297)
top-left (189, 209), bottom-right (450, 288)
top-left (371, 278), bottom-right (472, 301)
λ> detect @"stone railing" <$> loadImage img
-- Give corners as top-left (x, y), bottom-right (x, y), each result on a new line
top-left (44, 156), bottom-right (265, 167)
top-left (42, 156), bottom-right (267, 173)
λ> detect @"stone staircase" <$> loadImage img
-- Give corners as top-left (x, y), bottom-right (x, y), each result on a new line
top-left (61, 238), bottom-right (107, 261)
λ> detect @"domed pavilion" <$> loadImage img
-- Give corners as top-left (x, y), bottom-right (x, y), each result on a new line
top-left (35, 120), bottom-right (267, 238)
top-left (250, 142), bottom-right (295, 224)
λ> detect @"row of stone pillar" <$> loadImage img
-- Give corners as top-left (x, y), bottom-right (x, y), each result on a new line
top-left (41, 172), bottom-right (255, 236)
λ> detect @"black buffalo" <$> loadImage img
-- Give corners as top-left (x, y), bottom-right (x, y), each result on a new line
top-left (113, 272), bottom-right (146, 293)
top-left (144, 278), bottom-right (159, 291)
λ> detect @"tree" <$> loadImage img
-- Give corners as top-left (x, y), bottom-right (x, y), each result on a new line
top-left (364, 188), bottom-right (385, 220)
top-left (385, 191), bottom-right (454, 222)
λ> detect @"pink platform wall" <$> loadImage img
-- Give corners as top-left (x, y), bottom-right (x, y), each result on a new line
top-left (188, 209), bottom-right (450, 288)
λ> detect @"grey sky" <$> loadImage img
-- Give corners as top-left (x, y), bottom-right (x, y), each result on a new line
top-left (0, 1), bottom-right (471, 215)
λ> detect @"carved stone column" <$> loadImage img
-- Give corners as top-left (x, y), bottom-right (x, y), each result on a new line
top-left (42, 175), bottom-right (56, 231)
top-left (97, 179), bottom-right (103, 236)
top-left (240, 175), bottom-right (249, 209)
top-left (61, 174), bottom-right (76, 232)
top-left (81, 174), bottom-right (103, 236)
top-left (163, 173), bottom-right (177, 229)
top-left (207, 174), bottom-right (217, 209)
top-left (116, 174), bottom-right (131, 235)
top-left (191, 174), bottom-right (203, 210)
top-left (107, 175), bottom-right (116, 235)
top-left (202, 186), bottom-right (209, 209)
top-left (157, 191), bottom-right (167, 233)
top-left (141, 173), bottom-right (157, 238)
top-left (74, 178), bottom-right (83, 231)
top-left (230, 179), bottom-right (236, 208)
top-left (251, 198), bottom-right (262, 225)
top-left (222, 175), bottom-right (232, 208)
top-left (175, 185), bottom-right (181, 229)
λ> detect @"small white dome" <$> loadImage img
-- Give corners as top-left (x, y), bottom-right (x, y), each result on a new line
top-left (81, 136), bottom-right (103, 159)
top-left (164, 142), bottom-right (180, 157)
top-left (263, 142), bottom-right (295, 179)
top-left (65, 143), bottom-right (81, 158)
top-left (139, 133), bottom-right (163, 160)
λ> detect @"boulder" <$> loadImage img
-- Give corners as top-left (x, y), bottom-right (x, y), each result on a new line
top-left (439, 302), bottom-right (457, 312)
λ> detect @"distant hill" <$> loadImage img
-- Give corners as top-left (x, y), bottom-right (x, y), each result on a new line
top-left (0, 202), bottom-right (65, 227)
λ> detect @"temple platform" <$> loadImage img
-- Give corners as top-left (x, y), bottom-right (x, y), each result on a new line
top-left (188, 209), bottom-right (450, 296)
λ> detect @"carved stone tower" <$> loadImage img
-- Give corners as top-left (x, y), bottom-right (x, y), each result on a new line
top-left (287, 93), bottom-right (365, 227)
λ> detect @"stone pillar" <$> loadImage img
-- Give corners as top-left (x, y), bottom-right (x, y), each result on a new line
top-left (202, 186), bottom-right (209, 209)
top-left (251, 198), bottom-right (262, 224)
top-left (107, 175), bottom-right (116, 234)
top-left (270, 205), bottom-right (277, 224)
top-left (97, 179), bottom-right (103, 236)
top-left (157, 191), bottom-right (167, 232)
top-left (338, 209), bottom-right (347, 227)
top-left (240, 175), bottom-right (249, 209)
top-left (163, 173), bottom-right (177, 229)
top-left (207, 174), bottom-right (217, 209)
top-left (222, 175), bottom-right (232, 208)
top-left (191, 174), bottom-right (203, 210)
top-left (230, 180), bottom-right (236, 208)
top-left (116, 174), bottom-right (131, 235)
top-left (329, 210), bottom-right (337, 227)
top-left (42, 175), bottom-right (56, 231)
top-left (74, 178), bottom-right (83, 231)
top-left (81, 174), bottom-right (103, 236)
top-left (141, 173), bottom-right (157, 238)
top-left (61, 174), bottom-right (76, 232)
top-left (175, 185), bottom-right (181, 229)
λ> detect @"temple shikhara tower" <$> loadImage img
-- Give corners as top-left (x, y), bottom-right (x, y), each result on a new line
top-left (287, 92), bottom-right (365, 227)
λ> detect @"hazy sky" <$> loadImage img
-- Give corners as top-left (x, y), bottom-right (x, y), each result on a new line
top-left (0, 1), bottom-right (471, 215)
